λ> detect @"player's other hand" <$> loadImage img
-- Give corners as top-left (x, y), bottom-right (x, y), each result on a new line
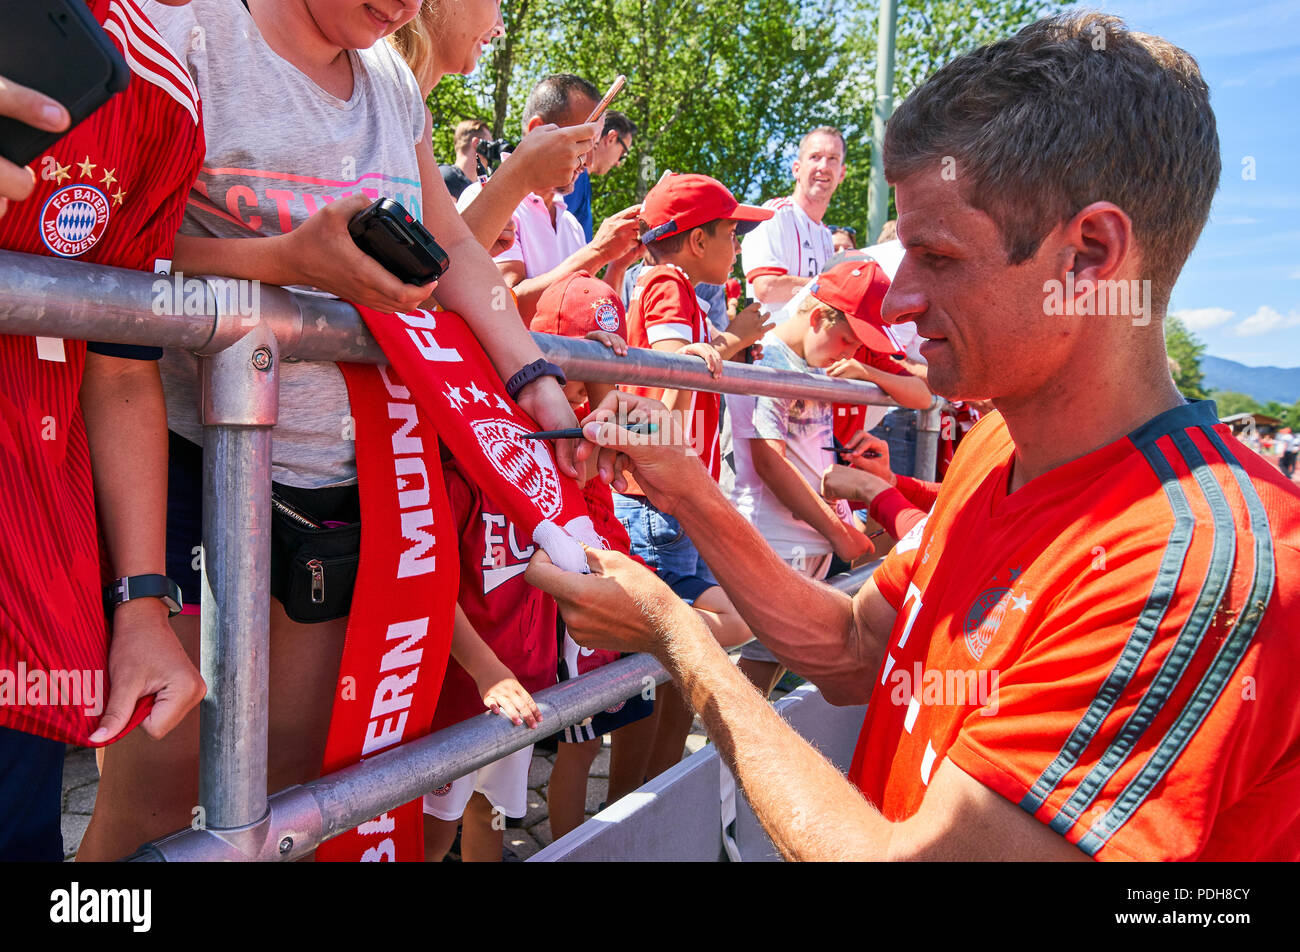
top-left (820, 463), bottom-right (894, 507)
top-left (575, 390), bottom-right (708, 510)
top-left (0, 74), bottom-right (69, 217)
top-left (526, 546), bottom-right (684, 656)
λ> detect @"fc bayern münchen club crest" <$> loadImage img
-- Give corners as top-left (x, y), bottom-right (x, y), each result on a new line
top-left (40, 185), bottom-right (111, 257)
top-left (593, 300), bottom-right (621, 333)
top-left (963, 587), bottom-right (1011, 661)
top-left (470, 417), bottom-right (564, 520)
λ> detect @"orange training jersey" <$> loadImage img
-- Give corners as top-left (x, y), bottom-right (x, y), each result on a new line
top-left (625, 264), bottom-right (721, 481)
top-left (853, 400), bottom-right (1300, 860)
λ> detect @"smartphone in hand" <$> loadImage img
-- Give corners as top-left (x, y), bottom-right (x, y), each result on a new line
top-left (348, 199), bottom-right (450, 286)
top-left (0, 0), bottom-right (129, 167)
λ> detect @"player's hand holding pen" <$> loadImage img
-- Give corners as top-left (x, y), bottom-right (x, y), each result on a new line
top-left (835, 431), bottom-right (895, 482)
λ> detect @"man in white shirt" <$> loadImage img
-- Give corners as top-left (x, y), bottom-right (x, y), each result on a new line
top-left (457, 74), bottom-right (640, 319)
top-left (741, 126), bottom-right (846, 306)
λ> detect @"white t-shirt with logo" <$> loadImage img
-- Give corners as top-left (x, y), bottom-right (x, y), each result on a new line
top-left (457, 184), bottom-right (586, 279)
top-left (740, 196), bottom-right (835, 302)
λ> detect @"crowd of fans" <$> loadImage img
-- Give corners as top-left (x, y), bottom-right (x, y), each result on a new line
top-left (1, 2), bottom-right (1295, 865)
top-left (0, 0), bottom-right (942, 863)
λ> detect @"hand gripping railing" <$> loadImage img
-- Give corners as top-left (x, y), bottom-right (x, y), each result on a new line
top-left (0, 250), bottom-right (926, 860)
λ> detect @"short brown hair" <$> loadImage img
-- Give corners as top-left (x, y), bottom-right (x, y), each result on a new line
top-left (453, 119), bottom-right (491, 157)
top-left (639, 218), bottom-right (726, 262)
top-left (883, 12), bottom-right (1219, 308)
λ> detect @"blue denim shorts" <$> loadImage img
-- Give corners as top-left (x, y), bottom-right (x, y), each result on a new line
top-left (613, 494), bottom-right (716, 602)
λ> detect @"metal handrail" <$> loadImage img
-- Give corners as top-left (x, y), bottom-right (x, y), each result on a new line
top-left (0, 248), bottom-right (928, 860)
top-left (0, 249), bottom-right (913, 409)
top-left (128, 564), bottom-right (877, 862)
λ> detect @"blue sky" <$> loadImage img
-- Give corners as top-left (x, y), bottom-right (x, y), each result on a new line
top-left (1070, 1), bottom-right (1300, 367)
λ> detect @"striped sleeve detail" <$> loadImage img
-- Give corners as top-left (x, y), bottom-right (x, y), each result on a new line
top-left (105, 0), bottom-right (201, 126)
top-left (1017, 438), bottom-right (1197, 818)
top-left (1016, 428), bottom-right (1274, 856)
top-left (1045, 433), bottom-right (1237, 841)
top-left (1074, 428), bottom-right (1276, 855)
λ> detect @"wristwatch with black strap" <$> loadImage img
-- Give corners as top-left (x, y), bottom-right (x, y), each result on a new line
top-left (505, 358), bottom-right (566, 402)
top-left (104, 574), bottom-right (184, 617)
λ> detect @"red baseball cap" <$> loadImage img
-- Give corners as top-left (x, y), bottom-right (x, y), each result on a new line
top-left (808, 258), bottom-right (902, 355)
top-left (640, 173), bottom-right (773, 244)
top-left (531, 271), bottom-right (627, 340)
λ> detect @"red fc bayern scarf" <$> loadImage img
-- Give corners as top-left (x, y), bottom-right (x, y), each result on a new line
top-left (320, 307), bottom-right (601, 862)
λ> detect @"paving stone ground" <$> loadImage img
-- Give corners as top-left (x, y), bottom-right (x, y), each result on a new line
top-left (59, 676), bottom-right (795, 861)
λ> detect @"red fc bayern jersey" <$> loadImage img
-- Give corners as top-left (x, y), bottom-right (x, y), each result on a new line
top-left (430, 460), bottom-right (558, 730)
top-left (851, 401), bottom-right (1300, 860)
top-left (625, 264), bottom-right (721, 481)
top-left (0, 0), bottom-right (203, 743)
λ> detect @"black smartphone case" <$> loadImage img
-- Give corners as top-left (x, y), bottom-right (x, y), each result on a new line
top-left (0, 0), bottom-right (130, 167)
top-left (347, 198), bottom-right (451, 286)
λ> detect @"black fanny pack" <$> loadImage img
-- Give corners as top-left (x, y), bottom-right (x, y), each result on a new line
top-left (269, 483), bottom-right (361, 624)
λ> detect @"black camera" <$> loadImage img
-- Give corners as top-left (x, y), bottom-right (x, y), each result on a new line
top-left (475, 137), bottom-right (515, 170)
top-left (348, 198), bottom-right (450, 286)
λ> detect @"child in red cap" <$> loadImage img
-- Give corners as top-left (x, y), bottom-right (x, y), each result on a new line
top-left (611, 173), bottom-right (772, 796)
top-left (530, 272), bottom-right (750, 838)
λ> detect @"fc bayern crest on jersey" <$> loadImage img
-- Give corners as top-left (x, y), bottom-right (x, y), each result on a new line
top-left (471, 418), bottom-right (563, 519)
top-left (40, 185), bottom-right (111, 257)
top-left (963, 587), bottom-right (1011, 661)
top-left (593, 300), bottom-right (621, 333)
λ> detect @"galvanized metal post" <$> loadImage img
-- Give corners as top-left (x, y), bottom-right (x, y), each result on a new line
top-left (198, 320), bottom-right (279, 832)
top-left (915, 400), bottom-right (942, 482)
top-left (867, 0), bottom-right (899, 244)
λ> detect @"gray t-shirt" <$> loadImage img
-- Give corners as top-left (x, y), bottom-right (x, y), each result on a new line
top-left (149, 0), bottom-right (426, 487)
top-left (727, 333), bottom-right (852, 558)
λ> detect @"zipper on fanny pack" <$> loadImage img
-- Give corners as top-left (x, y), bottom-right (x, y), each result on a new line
top-left (307, 559), bottom-right (326, 604)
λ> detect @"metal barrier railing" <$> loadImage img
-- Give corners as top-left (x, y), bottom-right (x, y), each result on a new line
top-left (0, 250), bottom-right (931, 860)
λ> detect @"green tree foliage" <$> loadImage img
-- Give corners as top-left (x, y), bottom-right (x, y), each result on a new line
top-left (426, 0), bottom-right (1059, 237)
top-left (1163, 314), bottom-right (1208, 401)
top-left (1208, 392), bottom-right (1300, 430)
top-left (1210, 391), bottom-right (1264, 418)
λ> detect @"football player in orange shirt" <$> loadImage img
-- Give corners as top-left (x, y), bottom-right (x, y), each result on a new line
top-left (527, 12), bottom-right (1300, 861)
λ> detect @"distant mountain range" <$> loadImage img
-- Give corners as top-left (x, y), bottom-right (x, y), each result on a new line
top-left (1202, 356), bottom-right (1300, 406)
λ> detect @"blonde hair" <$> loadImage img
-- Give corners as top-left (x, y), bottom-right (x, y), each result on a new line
top-left (390, 2), bottom-right (444, 94)
top-left (796, 294), bottom-right (846, 329)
